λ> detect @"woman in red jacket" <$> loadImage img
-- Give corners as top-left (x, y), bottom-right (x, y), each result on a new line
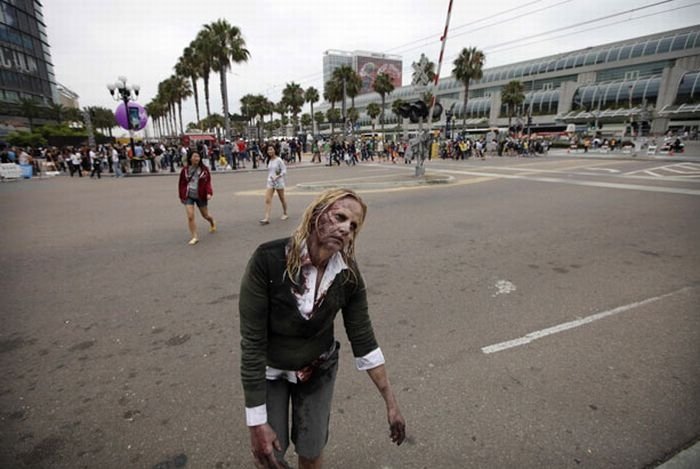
top-left (178, 152), bottom-right (216, 245)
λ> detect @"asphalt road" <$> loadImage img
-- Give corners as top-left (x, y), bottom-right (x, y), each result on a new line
top-left (1, 156), bottom-right (699, 469)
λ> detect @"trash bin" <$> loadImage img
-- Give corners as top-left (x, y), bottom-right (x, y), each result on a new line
top-left (20, 164), bottom-right (33, 179)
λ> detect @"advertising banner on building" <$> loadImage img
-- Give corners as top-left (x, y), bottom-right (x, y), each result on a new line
top-left (356, 55), bottom-right (402, 94)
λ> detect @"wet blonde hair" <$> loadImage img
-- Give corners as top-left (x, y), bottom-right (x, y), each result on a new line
top-left (286, 188), bottom-right (367, 284)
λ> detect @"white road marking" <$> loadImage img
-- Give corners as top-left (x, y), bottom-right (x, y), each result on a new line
top-left (664, 166), bottom-right (698, 174)
top-left (626, 163), bottom-right (700, 177)
top-left (493, 280), bottom-right (517, 297)
top-left (481, 286), bottom-right (693, 354)
top-left (586, 167), bottom-right (620, 173)
top-left (433, 168), bottom-right (700, 196)
top-left (677, 163), bottom-right (700, 170)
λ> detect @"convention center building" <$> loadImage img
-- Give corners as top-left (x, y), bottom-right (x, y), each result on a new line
top-left (318, 25), bottom-right (700, 138)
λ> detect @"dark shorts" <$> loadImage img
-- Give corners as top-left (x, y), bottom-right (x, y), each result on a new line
top-left (183, 197), bottom-right (207, 208)
top-left (267, 342), bottom-right (339, 461)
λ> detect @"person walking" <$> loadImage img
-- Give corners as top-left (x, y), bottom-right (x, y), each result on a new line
top-left (240, 188), bottom-right (406, 469)
top-left (111, 146), bottom-right (123, 178)
top-left (259, 145), bottom-right (288, 225)
top-left (89, 148), bottom-right (102, 179)
top-left (178, 152), bottom-right (216, 245)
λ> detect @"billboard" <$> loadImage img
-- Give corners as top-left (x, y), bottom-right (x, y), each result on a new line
top-left (355, 55), bottom-right (402, 94)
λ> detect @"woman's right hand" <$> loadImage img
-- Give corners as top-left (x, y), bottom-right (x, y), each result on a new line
top-left (249, 423), bottom-right (282, 468)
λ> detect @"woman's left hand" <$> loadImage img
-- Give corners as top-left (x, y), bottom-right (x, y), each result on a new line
top-left (207, 194), bottom-right (212, 200)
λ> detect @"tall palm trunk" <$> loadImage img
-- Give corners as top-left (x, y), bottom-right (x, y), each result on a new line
top-left (203, 76), bottom-right (212, 117)
top-left (191, 76), bottom-right (201, 123)
top-left (170, 103), bottom-right (177, 136)
top-left (380, 96), bottom-right (386, 135)
top-left (220, 67), bottom-right (231, 140)
top-left (178, 100), bottom-right (184, 135)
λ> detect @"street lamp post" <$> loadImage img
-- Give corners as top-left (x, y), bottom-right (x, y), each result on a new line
top-left (107, 76), bottom-right (140, 171)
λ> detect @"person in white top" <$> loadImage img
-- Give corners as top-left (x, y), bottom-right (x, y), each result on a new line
top-left (259, 145), bottom-right (288, 225)
top-left (69, 150), bottom-right (82, 177)
top-left (111, 146), bottom-right (123, 177)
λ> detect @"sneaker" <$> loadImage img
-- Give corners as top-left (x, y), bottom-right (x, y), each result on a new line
top-left (258, 219), bottom-right (270, 225)
top-left (209, 221), bottom-right (217, 233)
top-left (188, 237), bottom-right (199, 245)
top-left (280, 214), bottom-right (289, 221)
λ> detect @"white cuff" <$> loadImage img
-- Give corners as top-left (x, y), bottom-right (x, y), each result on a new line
top-left (246, 404), bottom-right (267, 426)
top-left (355, 347), bottom-right (385, 371)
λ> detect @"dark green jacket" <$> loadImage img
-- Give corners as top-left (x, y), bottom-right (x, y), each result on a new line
top-left (239, 237), bottom-right (379, 408)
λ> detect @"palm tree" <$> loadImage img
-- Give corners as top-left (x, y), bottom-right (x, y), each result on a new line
top-left (170, 74), bottom-right (193, 135)
top-left (452, 46), bottom-right (485, 130)
top-left (304, 86), bottom-right (320, 134)
top-left (326, 108), bottom-right (341, 136)
top-left (501, 80), bottom-right (525, 132)
top-left (193, 30), bottom-right (215, 118)
top-left (49, 102), bottom-right (65, 124)
top-left (175, 44), bottom-right (202, 123)
top-left (332, 65), bottom-right (362, 125)
top-left (301, 113), bottom-right (312, 132)
top-left (158, 78), bottom-right (177, 136)
top-left (64, 107), bottom-right (83, 126)
top-left (314, 111), bottom-right (325, 134)
top-left (323, 79), bottom-right (342, 136)
top-left (87, 106), bottom-right (116, 137)
top-left (202, 19), bottom-right (250, 140)
top-left (372, 72), bottom-right (395, 136)
top-left (282, 82), bottom-right (305, 134)
top-left (366, 102), bottom-right (381, 132)
top-left (347, 107), bottom-right (359, 133)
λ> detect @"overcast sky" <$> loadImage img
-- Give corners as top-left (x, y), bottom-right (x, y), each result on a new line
top-left (44, 0), bottom-right (700, 134)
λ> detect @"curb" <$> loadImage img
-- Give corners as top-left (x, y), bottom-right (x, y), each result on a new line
top-left (654, 440), bottom-right (700, 469)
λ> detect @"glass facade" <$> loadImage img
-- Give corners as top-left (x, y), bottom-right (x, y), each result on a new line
top-left (472, 28), bottom-right (699, 86)
top-left (0, 0), bottom-right (56, 105)
top-left (676, 71), bottom-right (700, 104)
top-left (322, 51), bottom-right (352, 91)
top-left (572, 76), bottom-right (661, 110)
top-left (454, 97), bottom-right (490, 119)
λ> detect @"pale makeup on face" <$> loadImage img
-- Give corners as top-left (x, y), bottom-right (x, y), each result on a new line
top-left (309, 198), bottom-right (363, 263)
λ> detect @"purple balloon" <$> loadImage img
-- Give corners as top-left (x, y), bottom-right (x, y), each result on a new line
top-left (114, 102), bottom-right (148, 131)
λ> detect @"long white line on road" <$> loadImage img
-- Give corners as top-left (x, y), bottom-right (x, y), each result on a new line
top-left (433, 168), bottom-right (700, 196)
top-left (481, 286), bottom-right (694, 354)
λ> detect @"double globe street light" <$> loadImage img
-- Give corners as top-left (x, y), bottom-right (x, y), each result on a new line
top-left (107, 76), bottom-right (140, 171)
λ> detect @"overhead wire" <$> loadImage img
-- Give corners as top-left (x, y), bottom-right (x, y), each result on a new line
top-left (256, 0), bottom-right (566, 97)
top-left (484, 1), bottom-right (700, 57)
top-left (255, 0), bottom-right (688, 103)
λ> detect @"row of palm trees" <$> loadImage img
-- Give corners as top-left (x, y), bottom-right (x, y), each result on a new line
top-left (144, 27), bottom-right (527, 140)
top-left (145, 19), bottom-right (249, 140)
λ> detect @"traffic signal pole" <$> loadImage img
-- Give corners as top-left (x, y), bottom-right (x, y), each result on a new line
top-left (418, 0), bottom-right (453, 177)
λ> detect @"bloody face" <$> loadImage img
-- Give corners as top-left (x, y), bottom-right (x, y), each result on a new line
top-left (310, 197), bottom-right (364, 255)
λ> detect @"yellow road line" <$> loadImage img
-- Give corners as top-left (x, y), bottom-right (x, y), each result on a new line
top-left (234, 175), bottom-right (497, 197)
